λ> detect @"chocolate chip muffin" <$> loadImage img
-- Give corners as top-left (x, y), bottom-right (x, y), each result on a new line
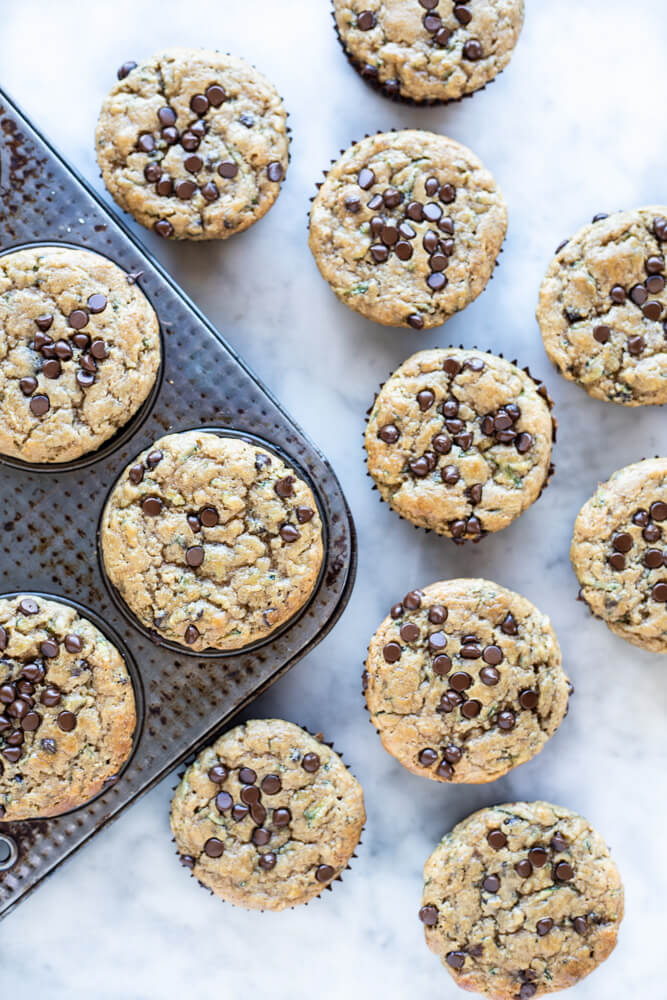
top-left (537, 208), bottom-right (667, 405)
top-left (171, 719), bottom-right (365, 910)
top-left (309, 130), bottom-right (507, 329)
top-left (365, 349), bottom-right (554, 540)
top-left (0, 246), bottom-right (160, 464)
top-left (0, 595), bottom-right (136, 822)
top-left (96, 48), bottom-right (289, 240)
top-left (364, 580), bottom-right (570, 784)
top-left (419, 802), bottom-right (624, 998)
top-left (334, 0), bottom-right (525, 104)
top-left (571, 458), bottom-right (667, 652)
top-left (100, 431), bottom-right (324, 652)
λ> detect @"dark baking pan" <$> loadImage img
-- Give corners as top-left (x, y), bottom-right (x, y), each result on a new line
top-left (0, 86), bottom-right (356, 919)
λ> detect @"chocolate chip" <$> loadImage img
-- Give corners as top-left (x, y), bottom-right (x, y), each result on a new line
top-left (487, 829), bottom-right (507, 850)
top-left (315, 864), bottom-right (335, 883)
top-left (215, 791), bottom-right (233, 812)
top-left (441, 465), bottom-right (460, 485)
top-left (136, 133), bottom-right (155, 153)
top-left (434, 27), bottom-right (452, 46)
top-left (19, 598), bottom-right (39, 616)
top-left (208, 764), bottom-right (228, 783)
top-left (610, 284), bottom-right (626, 303)
top-left (40, 640), bottom-right (59, 659)
top-left (550, 832), bottom-right (568, 852)
top-left (42, 359), bottom-right (61, 379)
top-left (651, 582), bottom-right (667, 602)
top-left (612, 531), bottom-right (632, 553)
top-left (519, 689), bottom-right (539, 710)
top-left (117, 60), bottom-right (137, 79)
top-left (645, 548), bottom-right (663, 568)
top-left (22, 663), bottom-right (45, 682)
top-left (41, 738), bottom-right (57, 754)
top-left (554, 861), bottom-right (574, 882)
top-left (183, 154), bottom-right (203, 174)
top-left (446, 952), bottom-right (466, 970)
top-left (419, 904), bottom-right (438, 926)
top-left (439, 184), bottom-right (456, 204)
top-left (395, 240), bottom-right (413, 261)
top-left (454, 5), bottom-right (472, 24)
top-left (267, 161), bottom-right (284, 182)
top-left (480, 666), bottom-right (500, 686)
top-left (400, 622), bottom-right (420, 643)
top-left (204, 837), bottom-right (224, 858)
top-left (144, 162), bottom-right (161, 182)
top-left (515, 433), bottom-right (533, 454)
top-left (515, 859), bottom-right (532, 878)
top-left (428, 605), bottom-right (447, 625)
top-left (654, 216), bottom-right (667, 241)
top-left (593, 322), bottom-right (610, 342)
top-left (174, 179), bottom-right (196, 200)
top-left (206, 84), bottom-right (226, 106)
top-left (483, 874), bottom-right (500, 893)
top-left (258, 852), bottom-right (276, 871)
top-left (154, 219), bottom-right (174, 238)
top-left (382, 642), bottom-right (402, 663)
top-left (22, 712), bottom-right (40, 732)
top-left (528, 847), bottom-right (549, 868)
top-left (370, 244), bottom-right (389, 263)
top-left (218, 160), bottom-right (238, 179)
top-left (461, 700), bottom-right (481, 718)
top-left (419, 748), bottom-right (438, 767)
top-left (185, 545), bottom-right (204, 568)
top-left (71, 332), bottom-right (90, 350)
top-left (357, 168), bottom-right (375, 190)
top-left (406, 201), bottom-right (424, 222)
top-left (57, 711), bottom-right (76, 732)
top-left (536, 918), bottom-right (553, 937)
top-left (500, 613), bottom-right (518, 635)
top-left (273, 807), bottom-right (291, 827)
top-left (2, 747), bottom-right (22, 763)
top-left (450, 671), bottom-right (472, 692)
top-left (573, 916), bottom-right (588, 935)
top-left (141, 496), bottom-right (163, 516)
top-left (379, 423), bottom-right (400, 444)
top-left (261, 774), bottom-right (281, 795)
top-left (427, 272), bottom-right (447, 291)
top-left (608, 553), bottom-right (626, 571)
top-left (651, 501), bottom-right (667, 521)
top-left (240, 784), bottom-right (260, 805)
top-left (647, 274), bottom-right (665, 294)
top-left (418, 0), bottom-right (438, 7)
top-left (19, 376), bottom-right (37, 396)
top-left (644, 523), bottom-right (661, 542)
top-left (275, 476), bottom-right (294, 498)
top-left (129, 465), bottom-right (144, 485)
top-left (295, 506), bottom-right (315, 525)
top-left (643, 300), bottom-right (663, 320)
top-left (399, 222), bottom-right (416, 240)
top-left (302, 752), bottom-right (320, 773)
top-left (184, 624), bottom-right (199, 645)
top-left (497, 710), bottom-right (516, 730)
top-left (461, 642), bottom-right (482, 659)
top-left (463, 39), bottom-right (483, 60)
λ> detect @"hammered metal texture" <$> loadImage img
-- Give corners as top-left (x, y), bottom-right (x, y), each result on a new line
top-left (0, 89), bottom-right (356, 918)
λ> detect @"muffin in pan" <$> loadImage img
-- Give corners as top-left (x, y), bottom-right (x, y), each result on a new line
top-left (333, 0), bottom-right (525, 104)
top-left (364, 579), bottom-right (570, 784)
top-left (96, 48), bottom-right (289, 240)
top-left (420, 801), bottom-right (624, 998)
top-left (0, 246), bottom-right (160, 464)
top-left (100, 430), bottom-right (324, 652)
top-left (171, 719), bottom-right (365, 911)
top-left (572, 457), bottom-right (667, 652)
top-left (537, 207), bottom-right (667, 405)
top-left (309, 130), bottom-right (507, 330)
top-left (0, 595), bottom-right (136, 822)
top-left (365, 348), bottom-right (554, 541)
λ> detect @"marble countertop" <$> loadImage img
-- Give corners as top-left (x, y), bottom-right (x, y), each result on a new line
top-left (1, 1), bottom-right (665, 996)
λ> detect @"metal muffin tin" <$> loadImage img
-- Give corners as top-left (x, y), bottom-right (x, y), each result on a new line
top-left (0, 87), bottom-right (356, 919)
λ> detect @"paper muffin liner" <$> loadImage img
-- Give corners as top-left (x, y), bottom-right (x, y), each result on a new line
top-left (171, 725), bottom-right (365, 911)
top-left (330, 4), bottom-right (502, 107)
top-left (362, 347), bottom-right (557, 545)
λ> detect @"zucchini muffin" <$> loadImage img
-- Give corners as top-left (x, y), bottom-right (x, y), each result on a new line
top-left (0, 246), bottom-right (160, 464)
top-left (572, 457), bottom-right (667, 652)
top-left (364, 579), bottom-right (570, 784)
top-left (96, 48), bottom-right (289, 240)
top-left (171, 719), bottom-right (365, 910)
top-left (365, 349), bottom-right (554, 540)
top-left (309, 130), bottom-right (507, 329)
top-left (100, 431), bottom-right (324, 652)
top-left (420, 802), bottom-right (624, 998)
top-left (0, 595), bottom-right (135, 821)
top-left (333, 0), bottom-right (525, 104)
top-left (537, 207), bottom-right (667, 405)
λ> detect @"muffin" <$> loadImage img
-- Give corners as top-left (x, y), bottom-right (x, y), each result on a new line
top-left (96, 48), bottom-right (289, 240)
top-left (364, 579), bottom-right (570, 783)
top-left (0, 594), bottom-right (136, 821)
top-left (537, 207), bottom-right (667, 405)
top-left (420, 801), bottom-right (624, 998)
top-left (309, 130), bottom-right (507, 329)
top-left (365, 348), bottom-right (554, 540)
top-left (171, 719), bottom-right (365, 910)
top-left (333, 0), bottom-right (525, 104)
top-left (571, 457), bottom-right (667, 652)
top-left (100, 431), bottom-right (324, 652)
top-left (0, 246), bottom-right (160, 464)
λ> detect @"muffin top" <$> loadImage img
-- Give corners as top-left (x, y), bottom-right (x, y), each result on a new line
top-left (334, 0), bottom-right (525, 103)
top-left (538, 207), bottom-right (667, 405)
top-left (309, 130), bottom-right (507, 329)
top-left (171, 719), bottom-right (366, 910)
top-left (420, 801), bottom-right (624, 999)
top-left (365, 579), bottom-right (570, 783)
top-left (100, 431), bottom-right (324, 652)
top-left (0, 595), bottom-right (135, 821)
top-left (571, 457), bottom-right (667, 652)
top-left (96, 48), bottom-right (289, 240)
top-left (365, 349), bottom-right (555, 539)
top-left (0, 246), bottom-right (160, 464)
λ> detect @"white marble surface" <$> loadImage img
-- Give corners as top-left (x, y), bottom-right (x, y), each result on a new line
top-left (1, 1), bottom-right (666, 996)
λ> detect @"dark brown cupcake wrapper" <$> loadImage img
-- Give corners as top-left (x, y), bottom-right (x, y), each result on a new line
top-left (362, 347), bottom-right (557, 544)
top-left (330, 4), bottom-right (502, 107)
top-left (172, 724), bottom-right (364, 911)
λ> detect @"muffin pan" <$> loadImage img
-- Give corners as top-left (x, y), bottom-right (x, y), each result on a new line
top-left (0, 87), bottom-right (356, 918)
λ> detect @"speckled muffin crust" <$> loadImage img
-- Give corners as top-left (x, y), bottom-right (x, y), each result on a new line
top-left (365, 349), bottom-right (554, 540)
top-left (96, 48), bottom-right (289, 240)
top-left (537, 208), bottom-right (667, 405)
top-left (0, 246), bottom-right (160, 464)
top-left (100, 431), bottom-right (324, 652)
top-left (0, 595), bottom-right (135, 822)
top-left (571, 458), bottom-right (667, 652)
top-left (334, 0), bottom-right (525, 103)
top-left (171, 719), bottom-right (365, 910)
top-left (420, 802), bottom-right (624, 999)
top-left (364, 580), bottom-right (569, 784)
top-left (309, 130), bottom-right (507, 329)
